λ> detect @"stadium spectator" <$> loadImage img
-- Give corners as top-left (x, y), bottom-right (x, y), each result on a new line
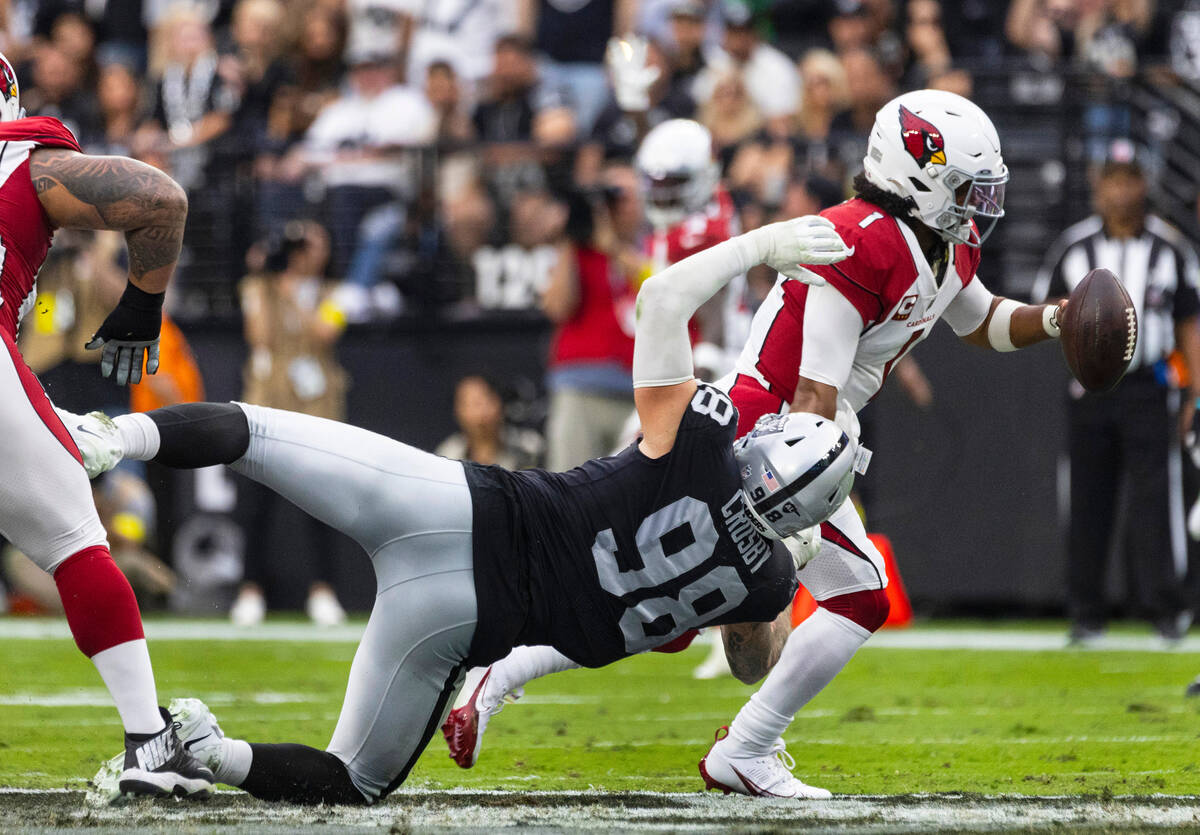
top-left (343, 0), bottom-right (407, 67)
top-left (520, 0), bottom-right (637, 134)
top-left (1006, 0), bottom-right (1158, 75)
top-left (472, 188), bottom-right (565, 311)
top-left (86, 58), bottom-right (145, 156)
top-left (541, 172), bottom-right (642, 470)
top-left (405, 0), bottom-right (517, 87)
top-left (694, 1), bottom-right (799, 138)
top-left (231, 219), bottom-right (351, 628)
top-left (473, 34), bottom-right (575, 204)
top-left (219, 0), bottom-right (288, 154)
top-left (24, 42), bottom-right (100, 141)
top-left (425, 60), bottom-right (474, 147)
top-left (580, 38), bottom-right (691, 182)
top-left (1032, 150), bottom-right (1200, 644)
top-left (697, 70), bottom-right (762, 170)
top-left (1169, 0), bottom-right (1200, 80)
top-left (49, 11), bottom-right (99, 91)
top-left (265, 2), bottom-right (346, 148)
top-left (298, 48), bottom-right (435, 280)
top-left (767, 0), bottom-right (836, 59)
top-left (827, 47), bottom-right (895, 173)
top-left (902, 0), bottom-right (953, 88)
top-left (664, 0), bottom-right (713, 100)
top-left (436, 375), bottom-right (544, 470)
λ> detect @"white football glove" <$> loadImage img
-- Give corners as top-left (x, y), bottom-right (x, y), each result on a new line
top-left (782, 525), bottom-right (822, 571)
top-left (747, 216), bottom-right (853, 286)
top-left (605, 36), bottom-right (660, 112)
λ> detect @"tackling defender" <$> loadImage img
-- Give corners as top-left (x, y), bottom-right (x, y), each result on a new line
top-left (71, 214), bottom-right (854, 805)
top-left (444, 90), bottom-right (1071, 798)
top-left (0, 54), bottom-right (212, 796)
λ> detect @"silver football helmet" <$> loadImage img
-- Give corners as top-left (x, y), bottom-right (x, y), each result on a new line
top-left (735, 411), bottom-right (856, 540)
top-left (635, 118), bottom-right (719, 229)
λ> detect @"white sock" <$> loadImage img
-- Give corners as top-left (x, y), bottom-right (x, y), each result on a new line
top-left (114, 413), bottom-right (160, 461)
top-left (215, 738), bottom-right (253, 785)
top-left (481, 645), bottom-right (580, 710)
top-left (728, 608), bottom-right (871, 755)
top-left (91, 639), bottom-right (164, 735)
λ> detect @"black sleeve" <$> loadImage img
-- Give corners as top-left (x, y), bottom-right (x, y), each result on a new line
top-left (1172, 243), bottom-right (1200, 321)
top-left (676, 384), bottom-right (739, 445)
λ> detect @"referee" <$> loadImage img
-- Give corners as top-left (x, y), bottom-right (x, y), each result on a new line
top-left (1032, 150), bottom-right (1200, 644)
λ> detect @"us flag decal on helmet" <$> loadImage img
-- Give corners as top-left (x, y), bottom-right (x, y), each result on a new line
top-left (899, 104), bottom-right (946, 168)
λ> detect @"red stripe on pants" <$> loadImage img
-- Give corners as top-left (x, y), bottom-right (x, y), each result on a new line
top-left (0, 327), bottom-right (83, 465)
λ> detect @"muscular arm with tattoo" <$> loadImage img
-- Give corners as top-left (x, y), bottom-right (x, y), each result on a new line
top-left (721, 608), bottom-right (793, 685)
top-left (29, 149), bottom-right (188, 384)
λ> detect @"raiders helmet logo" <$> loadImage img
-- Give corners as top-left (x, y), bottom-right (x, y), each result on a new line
top-left (899, 104), bottom-right (946, 168)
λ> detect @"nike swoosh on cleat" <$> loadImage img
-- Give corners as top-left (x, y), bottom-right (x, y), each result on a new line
top-left (183, 733), bottom-right (212, 750)
top-left (76, 424), bottom-right (103, 439)
top-left (731, 765), bottom-right (791, 798)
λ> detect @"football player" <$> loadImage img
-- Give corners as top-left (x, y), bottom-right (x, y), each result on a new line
top-left (700, 89), bottom-right (1070, 798)
top-left (445, 89), bottom-right (1072, 799)
top-left (0, 53), bottom-right (213, 797)
top-left (69, 214), bottom-right (854, 805)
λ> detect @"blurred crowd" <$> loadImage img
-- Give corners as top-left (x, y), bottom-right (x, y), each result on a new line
top-left (2, 0), bottom-right (1199, 322)
top-left (5, 0), bottom-right (1200, 622)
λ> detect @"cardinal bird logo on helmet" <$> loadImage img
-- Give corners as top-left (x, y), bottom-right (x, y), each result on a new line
top-left (899, 104), bottom-right (946, 168)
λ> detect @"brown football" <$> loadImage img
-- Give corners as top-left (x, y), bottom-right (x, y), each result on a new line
top-left (1059, 268), bottom-right (1137, 392)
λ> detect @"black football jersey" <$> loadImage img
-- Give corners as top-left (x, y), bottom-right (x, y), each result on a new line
top-left (463, 383), bottom-right (798, 668)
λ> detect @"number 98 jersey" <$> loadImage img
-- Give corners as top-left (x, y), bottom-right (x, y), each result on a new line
top-left (463, 383), bottom-right (799, 668)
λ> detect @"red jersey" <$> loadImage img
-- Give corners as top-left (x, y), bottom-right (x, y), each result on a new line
top-left (547, 245), bottom-right (636, 371)
top-left (645, 188), bottom-right (737, 272)
top-left (734, 198), bottom-right (989, 414)
top-left (0, 117), bottom-right (83, 340)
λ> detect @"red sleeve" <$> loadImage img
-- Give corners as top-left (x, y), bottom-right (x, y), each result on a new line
top-left (0, 116), bottom-right (83, 152)
top-left (801, 199), bottom-right (920, 327)
top-left (954, 241), bottom-right (981, 286)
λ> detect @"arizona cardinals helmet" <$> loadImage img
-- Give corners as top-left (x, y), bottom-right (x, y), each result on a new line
top-left (0, 52), bottom-right (22, 122)
top-left (635, 119), bottom-right (719, 229)
top-left (735, 411), bottom-right (857, 540)
top-left (862, 89), bottom-right (1006, 248)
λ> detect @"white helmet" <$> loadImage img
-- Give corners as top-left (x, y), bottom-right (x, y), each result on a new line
top-left (862, 89), bottom-right (1007, 248)
top-left (635, 118), bottom-right (719, 229)
top-left (0, 52), bottom-right (22, 122)
top-left (734, 412), bottom-right (856, 540)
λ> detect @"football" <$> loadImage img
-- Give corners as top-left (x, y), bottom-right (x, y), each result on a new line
top-left (1059, 268), bottom-right (1138, 392)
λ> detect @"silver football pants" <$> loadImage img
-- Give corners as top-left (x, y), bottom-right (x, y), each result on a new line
top-left (233, 403), bottom-right (477, 800)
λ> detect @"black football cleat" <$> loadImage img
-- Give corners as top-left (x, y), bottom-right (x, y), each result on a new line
top-left (118, 706), bottom-right (215, 798)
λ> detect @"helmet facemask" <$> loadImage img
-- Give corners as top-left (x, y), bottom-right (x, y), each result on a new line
top-left (933, 165), bottom-right (1007, 248)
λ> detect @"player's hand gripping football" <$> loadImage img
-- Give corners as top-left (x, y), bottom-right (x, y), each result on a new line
top-left (86, 283), bottom-right (164, 385)
top-left (757, 216), bottom-right (852, 285)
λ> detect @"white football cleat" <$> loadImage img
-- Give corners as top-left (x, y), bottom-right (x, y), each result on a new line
top-left (230, 587), bottom-right (266, 627)
top-left (168, 697), bottom-right (228, 776)
top-left (441, 667), bottom-right (523, 768)
top-left (699, 726), bottom-right (832, 799)
top-left (57, 408), bottom-right (123, 479)
top-left (306, 586), bottom-right (346, 627)
top-left (692, 630), bottom-right (731, 680)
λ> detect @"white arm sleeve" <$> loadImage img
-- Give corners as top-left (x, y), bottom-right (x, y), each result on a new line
top-left (796, 283), bottom-right (861, 390)
top-left (942, 276), bottom-right (995, 337)
top-left (632, 233), bottom-right (765, 388)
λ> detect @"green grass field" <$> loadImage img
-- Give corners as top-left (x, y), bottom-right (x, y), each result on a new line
top-left (2, 618), bottom-right (1199, 803)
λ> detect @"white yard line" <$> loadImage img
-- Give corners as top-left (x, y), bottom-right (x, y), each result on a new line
top-left (2, 618), bottom-right (1200, 653)
top-left (5, 789), bottom-right (1200, 831)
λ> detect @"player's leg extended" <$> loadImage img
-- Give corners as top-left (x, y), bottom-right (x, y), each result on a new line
top-left (177, 481), bottom-right (478, 803)
top-left (0, 332), bottom-right (211, 796)
top-left (701, 497), bottom-right (888, 798)
top-left (95, 402), bottom-right (470, 555)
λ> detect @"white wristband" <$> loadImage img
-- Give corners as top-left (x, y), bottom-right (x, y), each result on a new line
top-left (1042, 304), bottom-right (1061, 338)
top-left (986, 298), bottom-right (1021, 352)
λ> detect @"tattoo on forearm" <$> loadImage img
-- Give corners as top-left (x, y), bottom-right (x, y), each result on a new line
top-left (30, 149), bottom-right (187, 280)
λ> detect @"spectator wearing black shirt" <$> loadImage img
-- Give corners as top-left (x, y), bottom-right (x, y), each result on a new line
top-left (472, 34), bottom-right (576, 205)
top-left (23, 42), bottom-right (101, 141)
top-left (521, 0), bottom-right (637, 133)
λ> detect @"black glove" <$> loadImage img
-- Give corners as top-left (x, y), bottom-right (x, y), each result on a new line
top-left (85, 283), bottom-right (165, 385)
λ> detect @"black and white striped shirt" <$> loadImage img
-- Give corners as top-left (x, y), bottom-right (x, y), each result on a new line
top-left (1032, 215), bottom-right (1200, 373)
